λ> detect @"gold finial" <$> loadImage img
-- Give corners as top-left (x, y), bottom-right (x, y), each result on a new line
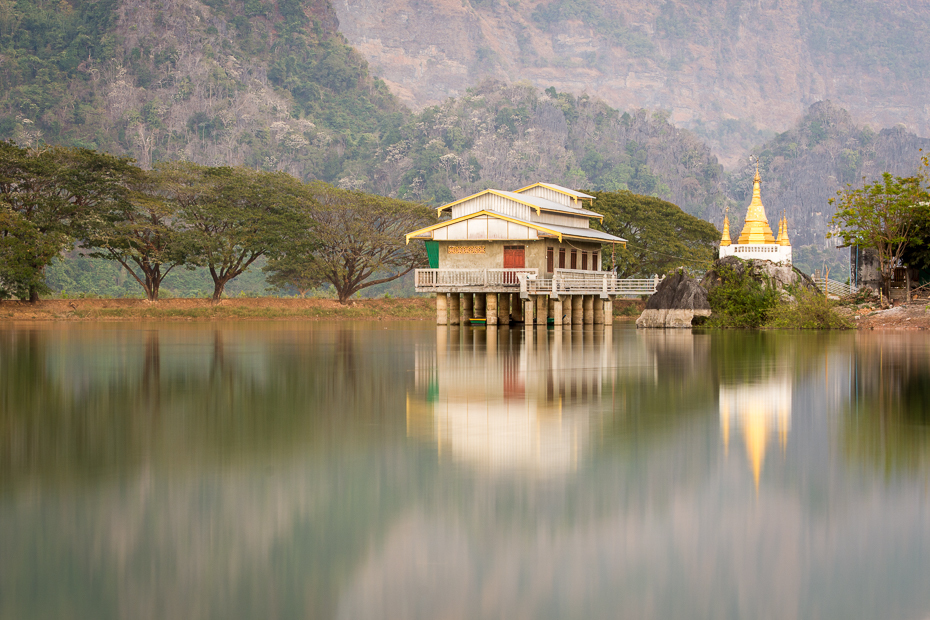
top-left (737, 162), bottom-right (777, 245)
top-left (720, 206), bottom-right (732, 246)
top-left (778, 210), bottom-right (791, 247)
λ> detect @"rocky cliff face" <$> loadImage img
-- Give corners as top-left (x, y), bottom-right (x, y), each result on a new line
top-left (331, 0), bottom-right (930, 165)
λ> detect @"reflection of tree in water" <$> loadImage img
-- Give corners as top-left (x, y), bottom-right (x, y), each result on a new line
top-left (0, 324), bottom-right (424, 620)
top-left (843, 336), bottom-right (930, 474)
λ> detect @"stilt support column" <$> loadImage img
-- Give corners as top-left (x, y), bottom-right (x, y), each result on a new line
top-left (449, 293), bottom-right (461, 325)
top-left (486, 293), bottom-right (498, 326)
top-left (436, 294), bottom-right (448, 325)
top-left (583, 295), bottom-right (594, 325)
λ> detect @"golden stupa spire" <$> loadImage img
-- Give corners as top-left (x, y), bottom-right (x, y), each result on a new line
top-left (720, 206), bottom-right (732, 247)
top-left (737, 164), bottom-right (777, 245)
top-left (778, 211), bottom-right (791, 246)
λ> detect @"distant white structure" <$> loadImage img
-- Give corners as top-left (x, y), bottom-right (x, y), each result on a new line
top-left (719, 166), bottom-right (792, 264)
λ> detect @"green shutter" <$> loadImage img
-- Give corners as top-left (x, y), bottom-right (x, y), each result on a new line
top-left (425, 240), bottom-right (439, 268)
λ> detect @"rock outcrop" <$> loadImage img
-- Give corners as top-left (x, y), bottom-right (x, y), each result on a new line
top-left (700, 257), bottom-right (818, 299)
top-left (636, 272), bottom-right (711, 328)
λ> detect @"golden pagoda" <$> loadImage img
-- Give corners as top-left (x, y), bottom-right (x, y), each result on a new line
top-left (719, 164), bottom-right (792, 264)
top-left (737, 165), bottom-right (777, 245)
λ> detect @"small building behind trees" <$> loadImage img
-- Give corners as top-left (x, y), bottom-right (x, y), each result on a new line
top-left (404, 182), bottom-right (627, 325)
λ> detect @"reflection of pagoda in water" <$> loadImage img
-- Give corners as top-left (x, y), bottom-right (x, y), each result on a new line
top-left (719, 375), bottom-right (792, 489)
top-left (407, 327), bottom-right (614, 475)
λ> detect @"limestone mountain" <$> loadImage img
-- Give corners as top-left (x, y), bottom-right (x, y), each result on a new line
top-left (0, 0), bottom-right (406, 181)
top-left (726, 101), bottom-right (930, 249)
top-left (332, 0), bottom-right (930, 165)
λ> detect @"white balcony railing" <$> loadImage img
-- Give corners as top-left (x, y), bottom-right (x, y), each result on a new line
top-left (415, 268), bottom-right (538, 288)
top-left (416, 268), bottom-right (663, 297)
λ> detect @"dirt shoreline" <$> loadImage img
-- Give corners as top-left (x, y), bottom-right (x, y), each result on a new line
top-left (0, 297), bottom-right (647, 323)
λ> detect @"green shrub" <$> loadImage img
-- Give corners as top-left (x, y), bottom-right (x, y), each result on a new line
top-left (706, 264), bottom-right (780, 328)
top-left (765, 286), bottom-right (854, 329)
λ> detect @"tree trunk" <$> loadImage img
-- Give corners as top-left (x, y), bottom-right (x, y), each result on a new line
top-left (28, 285), bottom-right (39, 303)
top-left (212, 278), bottom-right (229, 302)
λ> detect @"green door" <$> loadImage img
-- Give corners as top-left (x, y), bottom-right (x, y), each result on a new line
top-left (425, 240), bottom-right (439, 268)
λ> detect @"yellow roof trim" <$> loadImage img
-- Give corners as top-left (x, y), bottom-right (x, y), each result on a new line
top-left (514, 182), bottom-right (595, 202)
top-left (405, 210), bottom-right (563, 244)
top-left (435, 189), bottom-right (494, 214)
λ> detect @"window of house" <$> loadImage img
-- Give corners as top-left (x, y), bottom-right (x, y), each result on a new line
top-left (558, 248), bottom-right (565, 269)
top-left (570, 249), bottom-right (577, 269)
top-left (593, 252), bottom-right (599, 270)
top-left (581, 252), bottom-right (588, 270)
top-left (546, 247), bottom-right (554, 273)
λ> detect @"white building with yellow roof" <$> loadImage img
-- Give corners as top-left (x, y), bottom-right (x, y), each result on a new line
top-left (720, 166), bottom-right (792, 264)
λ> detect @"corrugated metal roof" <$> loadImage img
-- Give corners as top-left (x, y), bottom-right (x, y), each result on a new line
top-left (491, 190), bottom-right (602, 218)
top-left (533, 221), bottom-right (626, 244)
top-left (404, 209), bottom-right (624, 244)
top-left (514, 182), bottom-right (595, 200)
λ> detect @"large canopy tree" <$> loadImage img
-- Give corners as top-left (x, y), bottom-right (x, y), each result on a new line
top-left (588, 190), bottom-right (720, 277)
top-left (265, 183), bottom-right (434, 303)
top-left (81, 166), bottom-right (196, 301)
top-left (830, 167), bottom-right (929, 301)
top-left (0, 142), bottom-right (135, 300)
top-left (170, 163), bottom-right (312, 300)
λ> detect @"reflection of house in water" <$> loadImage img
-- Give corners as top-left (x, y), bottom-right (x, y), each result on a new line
top-left (407, 327), bottom-right (614, 475)
top-left (719, 376), bottom-right (792, 489)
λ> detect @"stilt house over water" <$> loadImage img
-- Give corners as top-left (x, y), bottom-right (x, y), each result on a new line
top-left (405, 182), bottom-right (627, 326)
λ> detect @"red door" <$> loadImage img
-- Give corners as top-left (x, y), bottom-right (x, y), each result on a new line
top-left (503, 246), bottom-right (525, 268)
top-left (503, 246), bottom-right (525, 284)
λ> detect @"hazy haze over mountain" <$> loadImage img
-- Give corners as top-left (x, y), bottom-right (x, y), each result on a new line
top-left (331, 0), bottom-right (930, 165)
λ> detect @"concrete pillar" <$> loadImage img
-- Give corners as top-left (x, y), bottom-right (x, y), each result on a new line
top-left (524, 299), bottom-right (535, 326)
top-left (486, 293), bottom-right (498, 326)
top-left (604, 298), bottom-right (614, 325)
top-left (572, 295), bottom-right (583, 326)
top-left (512, 294), bottom-right (524, 322)
top-left (498, 292), bottom-right (510, 324)
top-left (449, 293), bottom-right (461, 326)
top-left (475, 293), bottom-right (486, 318)
top-left (593, 296), bottom-right (604, 325)
top-left (563, 295), bottom-right (573, 326)
top-left (436, 294), bottom-right (448, 325)
top-left (536, 294), bottom-right (549, 325)
top-left (583, 295), bottom-right (594, 325)
top-left (462, 293), bottom-right (474, 322)
top-left (552, 298), bottom-right (563, 326)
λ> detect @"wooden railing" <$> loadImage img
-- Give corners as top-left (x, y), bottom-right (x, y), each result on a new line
top-left (415, 268), bottom-right (538, 288)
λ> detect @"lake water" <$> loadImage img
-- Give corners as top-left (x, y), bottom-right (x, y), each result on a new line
top-left (1, 322), bottom-right (929, 620)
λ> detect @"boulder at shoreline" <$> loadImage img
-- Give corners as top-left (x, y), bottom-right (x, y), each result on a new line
top-left (636, 272), bottom-right (711, 328)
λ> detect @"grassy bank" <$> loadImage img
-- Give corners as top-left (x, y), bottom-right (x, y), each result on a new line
top-left (0, 298), bottom-right (436, 321)
top-left (0, 297), bottom-right (647, 322)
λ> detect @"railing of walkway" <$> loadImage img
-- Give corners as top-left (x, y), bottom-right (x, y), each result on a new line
top-left (524, 273), bottom-right (662, 297)
top-left (813, 276), bottom-right (856, 297)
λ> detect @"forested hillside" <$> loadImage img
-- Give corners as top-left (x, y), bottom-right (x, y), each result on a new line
top-left (0, 0), bottom-right (406, 180)
top-left (333, 0), bottom-right (930, 164)
top-left (726, 102), bottom-right (930, 249)
top-left (371, 80), bottom-right (727, 220)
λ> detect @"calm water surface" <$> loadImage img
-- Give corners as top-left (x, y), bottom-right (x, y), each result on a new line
top-left (1, 322), bottom-right (929, 619)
